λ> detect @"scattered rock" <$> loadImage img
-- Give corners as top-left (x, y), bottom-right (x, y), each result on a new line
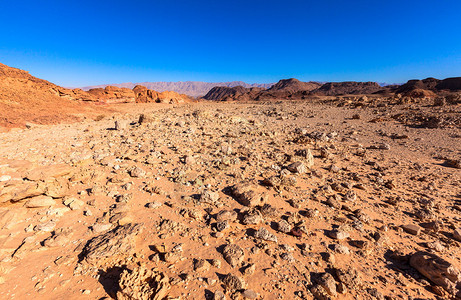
top-left (453, 228), bottom-right (461, 242)
top-left (200, 190), bottom-right (220, 205)
top-left (402, 224), bottom-right (421, 235)
top-left (222, 273), bottom-right (245, 290)
top-left (230, 182), bottom-right (267, 207)
top-left (254, 227), bottom-right (277, 242)
top-left (79, 223), bottom-right (143, 265)
top-left (117, 265), bottom-right (169, 300)
top-left (410, 251), bottom-right (461, 297)
top-left (329, 229), bottom-right (350, 240)
top-left (287, 161), bottom-right (306, 174)
top-left (222, 244), bottom-right (244, 267)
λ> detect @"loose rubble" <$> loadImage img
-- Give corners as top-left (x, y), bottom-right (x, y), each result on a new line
top-left (0, 101), bottom-right (459, 299)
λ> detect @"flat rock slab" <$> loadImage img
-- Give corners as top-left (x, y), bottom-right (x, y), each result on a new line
top-left (0, 181), bottom-right (46, 203)
top-left (26, 164), bottom-right (73, 181)
top-left (25, 195), bottom-right (55, 208)
top-left (402, 224), bottom-right (421, 235)
top-left (80, 223), bottom-right (143, 265)
top-left (410, 251), bottom-right (461, 297)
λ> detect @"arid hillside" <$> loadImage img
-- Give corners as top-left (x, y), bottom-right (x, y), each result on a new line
top-left (0, 63), bottom-right (192, 129)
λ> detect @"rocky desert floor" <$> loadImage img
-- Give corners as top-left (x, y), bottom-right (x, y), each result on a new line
top-left (0, 100), bottom-right (460, 300)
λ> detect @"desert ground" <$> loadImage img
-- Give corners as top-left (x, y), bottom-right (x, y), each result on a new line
top-left (0, 99), bottom-right (460, 300)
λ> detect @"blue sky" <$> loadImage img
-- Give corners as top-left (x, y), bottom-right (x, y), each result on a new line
top-left (1, 0), bottom-right (460, 87)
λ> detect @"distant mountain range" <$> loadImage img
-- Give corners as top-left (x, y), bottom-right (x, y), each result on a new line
top-left (81, 81), bottom-right (274, 97)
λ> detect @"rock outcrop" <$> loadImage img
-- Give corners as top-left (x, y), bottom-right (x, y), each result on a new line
top-left (82, 81), bottom-right (274, 97)
top-left (267, 78), bottom-right (321, 93)
top-left (203, 86), bottom-right (251, 101)
top-left (410, 251), bottom-right (461, 298)
top-left (313, 81), bottom-right (383, 96)
top-left (87, 86), bottom-right (136, 103)
top-left (133, 85), bottom-right (160, 103)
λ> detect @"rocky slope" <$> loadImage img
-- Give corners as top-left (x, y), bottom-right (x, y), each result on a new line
top-left (0, 63), bottom-right (108, 128)
top-left (86, 85), bottom-right (192, 104)
top-left (203, 79), bottom-right (387, 101)
top-left (0, 99), bottom-right (459, 299)
top-left (396, 77), bottom-right (461, 97)
top-left (203, 86), bottom-right (264, 101)
top-left (312, 81), bottom-right (384, 96)
top-left (82, 81), bottom-right (274, 97)
top-left (0, 63), bottom-right (194, 128)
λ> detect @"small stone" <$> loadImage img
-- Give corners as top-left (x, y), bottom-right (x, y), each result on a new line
top-left (114, 120), bottom-right (129, 130)
top-left (332, 244), bottom-right (350, 254)
top-left (129, 167), bottom-right (145, 178)
top-left (216, 220), bottom-right (230, 232)
top-left (193, 259), bottom-right (210, 272)
top-left (280, 252), bottom-right (295, 262)
top-left (402, 224), bottom-right (421, 235)
top-left (329, 230), bottom-right (350, 240)
top-left (222, 273), bottom-right (245, 290)
top-left (287, 161), bottom-right (306, 174)
top-left (276, 220), bottom-right (291, 233)
top-left (210, 259), bottom-right (222, 268)
top-left (216, 210), bottom-right (238, 222)
top-left (241, 208), bottom-right (263, 225)
top-left (241, 289), bottom-right (258, 299)
top-left (222, 244), bottom-right (244, 267)
top-left (63, 197), bottom-right (84, 210)
top-left (254, 227), bottom-right (277, 242)
top-left (453, 228), bottom-right (461, 242)
top-left (230, 182), bottom-right (267, 207)
top-left (242, 263), bottom-right (255, 275)
top-left (214, 290), bottom-right (226, 300)
top-left (200, 190), bottom-right (220, 205)
top-left (0, 175), bottom-right (11, 182)
top-left (146, 201), bottom-right (162, 209)
top-left (315, 273), bottom-right (337, 297)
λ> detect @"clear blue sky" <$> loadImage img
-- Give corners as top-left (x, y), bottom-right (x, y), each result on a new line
top-left (1, 0), bottom-right (460, 87)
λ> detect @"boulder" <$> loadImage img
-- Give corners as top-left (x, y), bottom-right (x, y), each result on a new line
top-left (410, 251), bottom-right (461, 297)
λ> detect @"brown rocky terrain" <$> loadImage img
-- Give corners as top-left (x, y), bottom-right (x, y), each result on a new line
top-left (0, 94), bottom-right (460, 299)
top-left (395, 77), bottom-right (461, 97)
top-left (203, 79), bottom-right (391, 101)
top-left (312, 81), bottom-right (384, 96)
top-left (203, 86), bottom-right (264, 101)
top-left (0, 62), bottom-right (460, 299)
top-left (86, 86), bottom-right (192, 104)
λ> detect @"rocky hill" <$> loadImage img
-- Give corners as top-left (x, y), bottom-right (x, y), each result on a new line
top-left (81, 81), bottom-right (273, 97)
top-left (203, 79), bottom-right (389, 101)
top-left (0, 62), bottom-right (104, 128)
top-left (267, 78), bottom-right (321, 93)
top-left (396, 77), bottom-right (461, 96)
top-left (203, 86), bottom-right (253, 101)
top-left (312, 81), bottom-right (384, 96)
